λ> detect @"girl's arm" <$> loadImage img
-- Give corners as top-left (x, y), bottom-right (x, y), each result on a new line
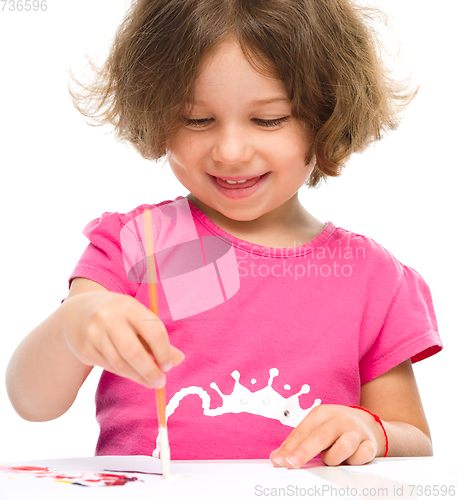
top-left (6, 278), bottom-right (183, 422)
top-left (269, 359), bottom-right (432, 467)
top-left (359, 359), bottom-right (432, 457)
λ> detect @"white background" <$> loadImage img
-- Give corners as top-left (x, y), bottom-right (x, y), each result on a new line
top-left (0, 0), bottom-right (455, 462)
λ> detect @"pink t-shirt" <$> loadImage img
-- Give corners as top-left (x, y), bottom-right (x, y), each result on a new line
top-left (69, 197), bottom-right (442, 459)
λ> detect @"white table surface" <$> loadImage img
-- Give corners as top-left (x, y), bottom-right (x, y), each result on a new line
top-left (1, 455), bottom-right (456, 499)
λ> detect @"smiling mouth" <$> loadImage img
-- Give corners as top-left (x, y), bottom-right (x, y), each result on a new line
top-left (211, 173), bottom-right (269, 189)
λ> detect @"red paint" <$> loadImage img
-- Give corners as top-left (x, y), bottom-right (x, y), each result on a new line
top-left (0, 466), bottom-right (50, 473)
top-left (0, 465), bottom-right (141, 487)
top-left (84, 473), bottom-right (139, 486)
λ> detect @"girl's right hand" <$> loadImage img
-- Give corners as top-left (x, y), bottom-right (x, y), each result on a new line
top-left (61, 281), bottom-right (184, 389)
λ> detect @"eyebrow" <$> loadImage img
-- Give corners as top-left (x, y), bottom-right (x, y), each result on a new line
top-left (252, 97), bottom-right (290, 105)
top-left (192, 97), bottom-right (290, 107)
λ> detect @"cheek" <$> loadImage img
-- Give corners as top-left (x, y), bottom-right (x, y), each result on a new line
top-left (275, 124), bottom-right (311, 159)
top-left (165, 146), bottom-right (186, 180)
top-left (167, 129), bottom-right (193, 156)
top-left (167, 154), bottom-right (189, 184)
top-left (290, 120), bottom-right (313, 154)
top-left (170, 137), bottom-right (210, 169)
top-left (166, 145), bottom-right (203, 187)
top-left (275, 137), bottom-right (310, 170)
top-left (167, 134), bottom-right (195, 166)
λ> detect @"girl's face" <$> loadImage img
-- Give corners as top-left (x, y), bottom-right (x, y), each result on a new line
top-left (166, 40), bottom-right (314, 224)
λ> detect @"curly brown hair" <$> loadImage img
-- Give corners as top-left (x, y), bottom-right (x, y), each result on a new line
top-left (69, 0), bottom-right (416, 187)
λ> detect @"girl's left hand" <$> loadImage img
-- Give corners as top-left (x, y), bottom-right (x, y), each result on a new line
top-left (269, 404), bottom-right (386, 468)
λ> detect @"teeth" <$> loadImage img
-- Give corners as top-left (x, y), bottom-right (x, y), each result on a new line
top-left (222, 179), bottom-right (248, 184)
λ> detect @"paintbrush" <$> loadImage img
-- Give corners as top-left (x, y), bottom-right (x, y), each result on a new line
top-left (143, 208), bottom-right (171, 478)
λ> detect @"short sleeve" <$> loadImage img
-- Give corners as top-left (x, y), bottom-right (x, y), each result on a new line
top-left (359, 264), bottom-right (442, 384)
top-left (69, 211), bottom-right (140, 297)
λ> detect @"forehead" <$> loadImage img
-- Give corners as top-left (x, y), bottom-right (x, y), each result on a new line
top-left (191, 40), bottom-right (289, 108)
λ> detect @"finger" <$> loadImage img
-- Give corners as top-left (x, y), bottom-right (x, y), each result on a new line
top-left (170, 345), bottom-right (185, 367)
top-left (108, 326), bottom-right (166, 388)
top-left (283, 421), bottom-right (341, 469)
top-left (270, 449), bottom-right (286, 468)
top-left (95, 334), bottom-right (160, 388)
top-left (131, 310), bottom-right (173, 372)
top-left (270, 407), bottom-right (328, 467)
top-left (344, 439), bottom-right (377, 466)
top-left (75, 335), bottom-right (149, 387)
top-left (320, 431), bottom-right (361, 466)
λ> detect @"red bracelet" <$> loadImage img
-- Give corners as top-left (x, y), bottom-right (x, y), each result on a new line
top-left (350, 406), bottom-right (389, 457)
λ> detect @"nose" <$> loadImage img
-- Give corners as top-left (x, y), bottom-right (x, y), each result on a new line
top-left (211, 125), bottom-right (254, 165)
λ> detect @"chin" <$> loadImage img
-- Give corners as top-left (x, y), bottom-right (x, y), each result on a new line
top-left (219, 207), bottom-right (264, 222)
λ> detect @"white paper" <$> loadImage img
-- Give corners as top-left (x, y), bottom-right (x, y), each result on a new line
top-left (1, 456), bottom-right (456, 500)
top-left (0, 456), bottom-right (338, 500)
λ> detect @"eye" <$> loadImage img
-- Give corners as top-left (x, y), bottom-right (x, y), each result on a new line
top-left (182, 116), bottom-right (290, 129)
top-left (254, 117), bottom-right (290, 128)
top-left (183, 118), bottom-right (213, 128)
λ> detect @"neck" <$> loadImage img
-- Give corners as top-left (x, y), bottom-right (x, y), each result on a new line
top-left (187, 193), bottom-right (324, 248)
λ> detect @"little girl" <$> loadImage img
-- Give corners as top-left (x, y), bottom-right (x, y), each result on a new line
top-left (6, 0), bottom-right (442, 468)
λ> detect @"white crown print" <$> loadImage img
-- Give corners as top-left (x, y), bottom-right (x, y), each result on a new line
top-left (153, 368), bottom-right (321, 457)
top-left (168, 368), bottom-right (321, 427)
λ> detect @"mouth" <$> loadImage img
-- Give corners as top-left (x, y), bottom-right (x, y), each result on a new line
top-left (208, 172), bottom-right (271, 200)
top-left (211, 172), bottom-right (270, 189)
